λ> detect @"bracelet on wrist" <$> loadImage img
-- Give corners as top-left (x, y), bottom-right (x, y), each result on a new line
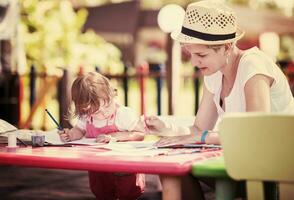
top-left (201, 130), bottom-right (209, 143)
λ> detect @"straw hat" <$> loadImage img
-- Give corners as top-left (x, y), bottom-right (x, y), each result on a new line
top-left (171, 0), bottom-right (245, 45)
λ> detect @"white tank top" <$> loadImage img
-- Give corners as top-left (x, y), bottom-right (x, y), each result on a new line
top-left (204, 47), bottom-right (294, 118)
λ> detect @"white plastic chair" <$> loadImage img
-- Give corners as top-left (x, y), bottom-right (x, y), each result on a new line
top-left (219, 113), bottom-right (294, 200)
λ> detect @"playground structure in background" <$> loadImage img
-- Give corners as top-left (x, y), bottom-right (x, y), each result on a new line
top-left (1, 60), bottom-right (294, 130)
top-left (0, 62), bottom-right (203, 130)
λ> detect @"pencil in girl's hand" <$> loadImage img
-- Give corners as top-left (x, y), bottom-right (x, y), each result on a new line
top-left (143, 114), bottom-right (150, 132)
top-left (45, 109), bottom-right (63, 130)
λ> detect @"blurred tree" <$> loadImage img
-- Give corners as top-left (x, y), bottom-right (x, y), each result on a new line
top-left (279, 35), bottom-right (294, 62)
top-left (227, 0), bottom-right (249, 5)
top-left (19, 0), bottom-right (124, 75)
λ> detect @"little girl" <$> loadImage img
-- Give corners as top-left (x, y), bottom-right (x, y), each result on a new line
top-left (59, 72), bottom-right (146, 200)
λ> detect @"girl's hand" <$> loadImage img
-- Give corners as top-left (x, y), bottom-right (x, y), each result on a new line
top-left (96, 134), bottom-right (112, 143)
top-left (58, 128), bottom-right (71, 142)
top-left (145, 116), bottom-right (171, 134)
top-left (155, 134), bottom-right (195, 147)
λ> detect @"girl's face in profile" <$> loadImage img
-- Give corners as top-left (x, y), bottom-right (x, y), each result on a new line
top-left (182, 43), bottom-right (227, 75)
top-left (95, 100), bottom-right (116, 120)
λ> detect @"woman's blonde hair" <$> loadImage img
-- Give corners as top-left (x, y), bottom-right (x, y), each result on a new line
top-left (71, 72), bottom-right (117, 117)
top-left (207, 42), bottom-right (235, 52)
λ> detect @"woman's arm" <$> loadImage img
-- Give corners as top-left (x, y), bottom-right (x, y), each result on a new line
top-left (198, 74), bottom-right (272, 144)
top-left (244, 74), bottom-right (272, 112)
top-left (110, 131), bottom-right (145, 142)
top-left (96, 131), bottom-right (145, 143)
top-left (95, 109), bottom-right (147, 143)
top-left (155, 85), bottom-right (219, 146)
top-left (190, 84), bottom-right (218, 133)
top-left (184, 84), bottom-right (219, 145)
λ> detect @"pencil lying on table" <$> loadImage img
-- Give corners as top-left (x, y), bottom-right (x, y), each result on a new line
top-left (16, 137), bottom-right (28, 147)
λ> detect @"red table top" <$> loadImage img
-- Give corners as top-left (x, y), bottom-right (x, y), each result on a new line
top-left (0, 146), bottom-right (222, 175)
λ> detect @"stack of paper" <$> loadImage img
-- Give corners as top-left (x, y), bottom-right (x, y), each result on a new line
top-left (0, 119), bottom-right (18, 134)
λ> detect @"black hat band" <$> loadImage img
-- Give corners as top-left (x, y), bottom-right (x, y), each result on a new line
top-left (181, 26), bottom-right (236, 41)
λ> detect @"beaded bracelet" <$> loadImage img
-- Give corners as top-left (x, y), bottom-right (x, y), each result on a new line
top-left (201, 130), bottom-right (209, 143)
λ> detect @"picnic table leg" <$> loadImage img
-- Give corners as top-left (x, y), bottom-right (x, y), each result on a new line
top-left (160, 175), bottom-right (181, 200)
top-left (215, 179), bottom-right (236, 200)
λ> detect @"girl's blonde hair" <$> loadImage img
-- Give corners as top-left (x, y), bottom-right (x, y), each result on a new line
top-left (71, 72), bottom-right (117, 117)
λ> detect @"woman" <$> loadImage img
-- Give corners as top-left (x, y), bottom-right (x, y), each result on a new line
top-left (146, 0), bottom-right (294, 147)
top-left (146, 1), bottom-right (294, 199)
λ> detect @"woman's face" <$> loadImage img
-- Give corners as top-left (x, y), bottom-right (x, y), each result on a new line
top-left (182, 43), bottom-right (226, 75)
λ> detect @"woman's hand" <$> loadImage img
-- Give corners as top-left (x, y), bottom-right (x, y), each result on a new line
top-left (155, 134), bottom-right (195, 147)
top-left (58, 128), bottom-right (71, 142)
top-left (145, 116), bottom-right (171, 134)
top-left (145, 116), bottom-right (190, 136)
top-left (96, 134), bottom-right (112, 143)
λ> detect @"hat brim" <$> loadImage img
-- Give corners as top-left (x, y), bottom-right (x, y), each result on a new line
top-left (171, 27), bottom-right (245, 45)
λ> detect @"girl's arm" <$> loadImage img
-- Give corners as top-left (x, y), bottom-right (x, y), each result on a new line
top-left (108, 114), bottom-right (146, 142)
top-left (114, 112), bottom-right (150, 141)
top-left (109, 131), bottom-right (145, 142)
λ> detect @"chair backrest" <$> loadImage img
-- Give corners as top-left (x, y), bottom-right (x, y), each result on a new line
top-left (219, 113), bottom-right (294, 182)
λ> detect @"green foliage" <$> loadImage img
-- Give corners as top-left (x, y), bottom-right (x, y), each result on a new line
top-left (279, 35), bottom-right (294, 61)
top-left (20, 0), bottom-right (123, 74)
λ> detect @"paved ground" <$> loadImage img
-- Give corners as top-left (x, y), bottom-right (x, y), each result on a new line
top-left (0, 165), bottom-right (216, 200)
top-left (0, 165), bottom-right (162, 200)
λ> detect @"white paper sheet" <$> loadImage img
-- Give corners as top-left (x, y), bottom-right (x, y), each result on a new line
top-left (44, 129), bottom-right (98, 145)
top-left (0, 119), bottom-right (18, 134)
top-left (44, 130), bottom-right (158, 147)
top-left (43, 129), bottom-right (63, 144)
